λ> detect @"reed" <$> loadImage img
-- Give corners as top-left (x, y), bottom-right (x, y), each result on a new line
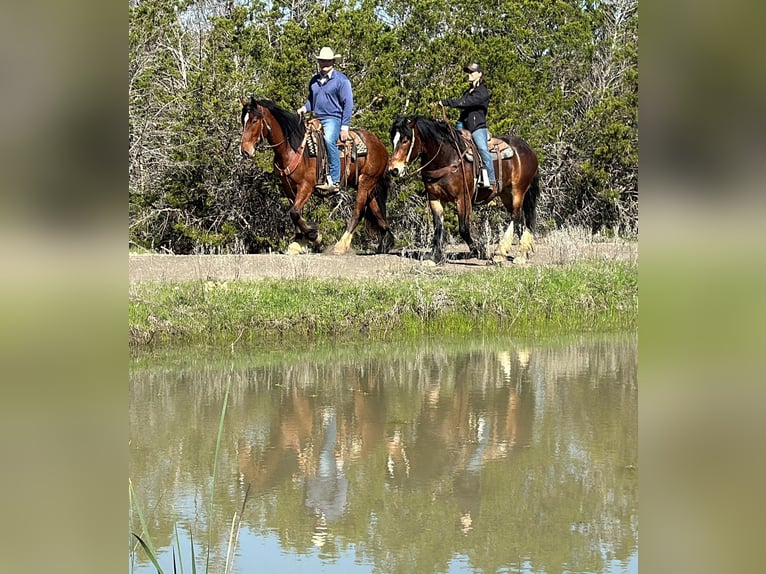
top-left (129, 377), bottom-right (246, 573)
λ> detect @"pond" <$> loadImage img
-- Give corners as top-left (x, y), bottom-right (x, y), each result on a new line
top-left (129, 334), bottom-right (637, 573)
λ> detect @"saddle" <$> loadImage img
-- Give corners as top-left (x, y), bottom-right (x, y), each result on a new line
top-left (457, 129), bottom-right (514, 162)
top-left (456, 128), bottom-right (514, 191)
top-left (305, 118), bottom-right (368, 190)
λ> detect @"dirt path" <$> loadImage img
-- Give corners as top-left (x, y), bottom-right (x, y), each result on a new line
top-left (129, 239), bottom-right (637, 282)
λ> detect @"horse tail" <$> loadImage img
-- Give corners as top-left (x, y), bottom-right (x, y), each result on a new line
top-left (523, 171), bottom-right (540, 232)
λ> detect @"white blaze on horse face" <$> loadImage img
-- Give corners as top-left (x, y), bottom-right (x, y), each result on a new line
top-left (389, 131), bottom-right (409, 174)
top-left (405, 133), bottom-right (415, 163)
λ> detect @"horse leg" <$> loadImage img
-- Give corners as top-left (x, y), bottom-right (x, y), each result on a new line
top-left (457, 196), bottom-right (486, 260)
top-left (518, 222), bottom-right (535, 262)
top-left (519, 174), bottom-right (540, 261)
top-left (330, 174), bottom-right (371, 255)
top-left (502, 187), bottom-right (531, 263)
top-left (494, 193), bottom-right (516, 260)
top-left (287, 183), bottom-right (320, 254)
top-left (511, 188), bottom-right (534, 262)
top-left (370, 171), bottom-right (395, 254)
top-left (429, 199), bottom-right (446, 263)
top-left (366, 196), bottom-right (395, 254)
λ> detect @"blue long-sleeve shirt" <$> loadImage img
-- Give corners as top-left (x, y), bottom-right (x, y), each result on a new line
top-left (303, 70), bottom-right (354, 128)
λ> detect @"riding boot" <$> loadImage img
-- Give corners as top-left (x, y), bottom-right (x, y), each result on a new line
top-left (315, 175), bottom-right (339, 195)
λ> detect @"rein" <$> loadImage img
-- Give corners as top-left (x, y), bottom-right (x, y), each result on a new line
top-left (256, 105), bottom-right (306, 178)
top-left (405, 140), bottom-right (443, 179)
top-left (253, 109), bottom-right (285, 149)
top-left (422, 162), bottom-right (459, 180)
top-left (274, 132), bottom-right (308, 177)
top-left (437, 104), bottom-right (472, 205)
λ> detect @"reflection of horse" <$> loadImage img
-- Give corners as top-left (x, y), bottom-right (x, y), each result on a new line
top-left (240, 97), bottom-right (395, 255)
top-left (236, 387), bottom-right (315, 493)
top-left (388, 116), bottom-right (540, 263)
top-left (388, 353), bottom-right (531, 484)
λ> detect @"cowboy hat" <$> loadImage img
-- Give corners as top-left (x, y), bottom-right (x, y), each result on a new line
top-left (315, 46), bottom-right (342, 61)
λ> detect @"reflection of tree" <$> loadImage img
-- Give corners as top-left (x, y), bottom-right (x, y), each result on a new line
top-left (129, 335), bottom-right (638, 573)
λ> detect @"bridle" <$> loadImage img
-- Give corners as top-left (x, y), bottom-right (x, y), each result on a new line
top-left (244, 106), bottom-right (285, 150)
top-left (247, 104), bottom-right (311, 179)
top-left (392, 121), bottom-right (443, 179)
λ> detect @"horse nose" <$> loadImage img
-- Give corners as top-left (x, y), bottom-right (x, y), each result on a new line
top-left (390, 167), bottom-right (400, 178)
top-left (240, 147), bottom-right (251, 158)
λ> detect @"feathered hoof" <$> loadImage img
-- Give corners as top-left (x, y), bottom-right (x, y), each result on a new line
top-left (286, 241), bottom-right (308, 255)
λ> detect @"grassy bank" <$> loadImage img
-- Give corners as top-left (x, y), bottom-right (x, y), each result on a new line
top-left (129, 259), bottom-right (637, 348)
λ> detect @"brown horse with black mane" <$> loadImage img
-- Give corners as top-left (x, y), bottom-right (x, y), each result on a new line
top-left (240, 97), bottom-right (395, 255)
top-left (388, 115), bottom-right (540, 263)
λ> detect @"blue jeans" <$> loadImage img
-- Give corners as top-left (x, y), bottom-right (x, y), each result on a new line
top-left (471, 128), bottom-right (495, 185)
top-left (320, 117), bottom-right (341, 183)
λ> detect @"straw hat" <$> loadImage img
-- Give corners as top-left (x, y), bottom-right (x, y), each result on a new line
top-left (315, 46), bottom-right (342, 61)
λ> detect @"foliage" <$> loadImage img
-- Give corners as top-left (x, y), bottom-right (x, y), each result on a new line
top-left (129, 0), bottom-right (638, 253)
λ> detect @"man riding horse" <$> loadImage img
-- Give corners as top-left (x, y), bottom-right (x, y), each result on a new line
top-left (296, 46), bottom-right (353, 195)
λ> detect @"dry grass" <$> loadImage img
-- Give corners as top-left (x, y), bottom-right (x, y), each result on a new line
top-left (541, 226), bottom-right (637, 266)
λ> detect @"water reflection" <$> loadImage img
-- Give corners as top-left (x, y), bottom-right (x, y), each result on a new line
top-left (129, 335), bottom-right (637, 573)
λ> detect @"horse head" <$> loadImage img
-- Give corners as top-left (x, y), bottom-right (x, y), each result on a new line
top-left (388, 116), bottom-right (419, 178)
top-left (240, 96), bottom-right (269, 158)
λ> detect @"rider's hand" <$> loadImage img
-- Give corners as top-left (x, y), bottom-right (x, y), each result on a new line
top-left (296, 106), bottom-right (307, 115)
top-left (340, 127), bottom-right (350, 141)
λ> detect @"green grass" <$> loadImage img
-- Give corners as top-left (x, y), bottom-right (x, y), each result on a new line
top-left (129, 259), bottom-right (637, 348)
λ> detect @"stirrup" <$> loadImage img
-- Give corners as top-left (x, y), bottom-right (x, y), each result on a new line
top-left (315, 182), bottom-right (339, 195)
top-left (477, 183), bottom-right (499, 204)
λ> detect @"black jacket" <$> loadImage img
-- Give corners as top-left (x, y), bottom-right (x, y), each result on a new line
top-left (442, 83), bottom-right (490, 132)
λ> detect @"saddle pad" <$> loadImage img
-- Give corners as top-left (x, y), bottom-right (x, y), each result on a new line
top-left (306, 130), bottom-right (368, 158)
top-left (465, 147), bottom-right (514, 162)
top-left (460, 133), bottom-right (514, 162)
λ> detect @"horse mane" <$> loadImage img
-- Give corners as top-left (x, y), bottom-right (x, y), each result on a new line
top-left (410, 116), bottom-right (465, 152)
top-left (246, 97), bottom-right (306, 151)
top-left (389, 116), bottom-right (411, 142)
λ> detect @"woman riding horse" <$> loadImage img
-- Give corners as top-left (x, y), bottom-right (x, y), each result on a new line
top-left (388, 115), bottom-right (539, 263)
top-left (240, 97), bottom-right (395, 255)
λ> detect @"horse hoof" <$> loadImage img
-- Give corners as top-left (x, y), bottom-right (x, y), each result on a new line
top-left (331, 244), bottom-right (349, 255)
top-left (286, 242), bottom-right (305, 255)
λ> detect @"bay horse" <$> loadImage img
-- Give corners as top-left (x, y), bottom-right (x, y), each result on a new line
top-left (388, 115), bottom-right (540, 263)
top-left (240, 97), bottom-right (395, 255)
